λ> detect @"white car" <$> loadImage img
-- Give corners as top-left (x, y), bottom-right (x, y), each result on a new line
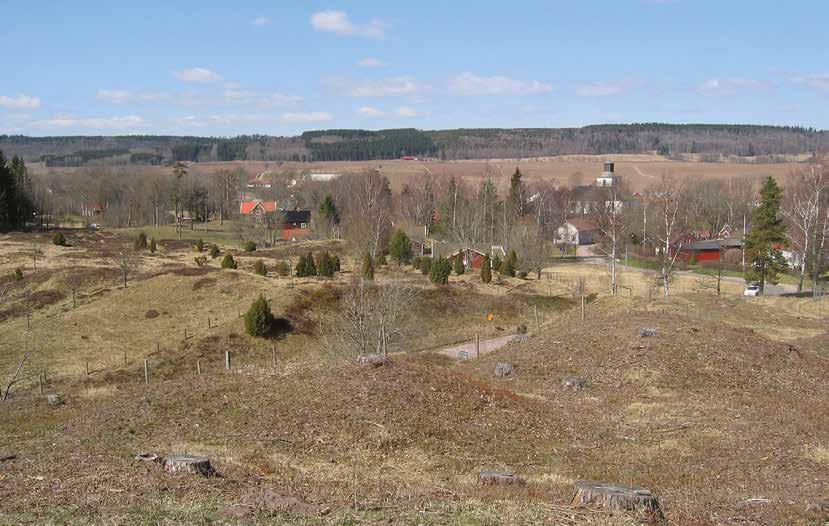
top-left (744, 284), bottom-right (761, 296)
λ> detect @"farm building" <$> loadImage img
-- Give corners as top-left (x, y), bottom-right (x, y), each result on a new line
top-left (281, 210), bottom-right (312, 241)
top-left (432, 243), bottom-right (505, 269)
top-left (240, 200), bottom-right (278, 223)
top-left (246, 178), bottom-right (273, 189)
top-left (674, 238), bottom-right (742, 262)
top-left (556, 218), bottom-right (600, 245)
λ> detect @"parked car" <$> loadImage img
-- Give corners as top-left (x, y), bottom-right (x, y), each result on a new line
top-left (744, 283), bottom-right (761, 296)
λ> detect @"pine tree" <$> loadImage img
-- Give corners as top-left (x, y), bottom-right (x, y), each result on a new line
top-left (221, 253), bottom-right (238, 269)
top-left (319, 194), bottom-right (340, 236)
top-left (508, 167), bottom-right (524, 218)
top-left (388, 230), bottom-right (413, 265)
top-left (295, 252), bottom-right (318, 277)
top-left (430, 256), bottom-right (451, 285)
top-left (744, 176), bottom-right (788, 293)
top-left (481, 255), bottom-right (492, 283)
top-left (244, 293), bottom-right (274, 337)
top-left (453, 253), bottom-right (465, 275)
top-left (318, 251), bottom-right (335, 277)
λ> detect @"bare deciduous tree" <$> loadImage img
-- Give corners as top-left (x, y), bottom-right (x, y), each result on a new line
top-left (112, 250), bottom-right (140, 288)
top-left (783, 165), bottom-right (827, 293)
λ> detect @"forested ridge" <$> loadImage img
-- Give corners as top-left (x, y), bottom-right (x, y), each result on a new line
top-left (2, 123), bottom-right (826, 166)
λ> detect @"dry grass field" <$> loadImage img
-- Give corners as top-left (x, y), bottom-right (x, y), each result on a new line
top-left (1, 226), bottom-right (828, 525)
top-left (28, 154), bottom-right (806, 193)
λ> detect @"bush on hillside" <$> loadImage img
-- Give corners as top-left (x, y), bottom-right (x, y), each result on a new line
top-left (481, 255), bottom-right (492, 283)
top-left (430, 256), bottom-right (451, 285)
top-left (274, 260), bottom-right (290, 276)
top-left (209, 244), bottom-right (220, 258)
top-left (52, 232), bottom-right (67, 247)
top-left (244, 293), bottom-right (274, 337)
top-left (317, 251), bottom-right (336, 277)
top-left (194, 255), bottom-right (208, 267)
top-left (148, 238), bottom-right (157, 254)
top-left (419, 257), bottom-right (432, 276)
top-left (295, 252), bottom-right (317, 277)
top-left (134, 232), bottom-right (148, 251)
top-left (453, 254), bottom-right (465, 275)
top-left (221, 253), bottom-right (238, 269)
top-left (242, 240), bottom-right (257, 252)
top-left (388, 230), bottom-right (413, 265)
top-left (193, 238), bottom-right (205, 252)
top-left (253, 259), bottom-right (267, 276)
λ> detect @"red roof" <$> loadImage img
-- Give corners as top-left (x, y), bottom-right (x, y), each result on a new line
top-left (240, 200), bottom-right (278, 215)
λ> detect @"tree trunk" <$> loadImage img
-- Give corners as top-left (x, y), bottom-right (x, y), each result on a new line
top-left (161, 454), bottom-right (217, 477)
top-left (570, 480), bottom-right (664, 523)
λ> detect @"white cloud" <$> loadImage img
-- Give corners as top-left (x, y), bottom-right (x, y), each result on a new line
top-left (396, 106), bottom-right (427, 118)
top-left (448, 72), bottom-right (552, 95)
top-left (223, 89), bottom-right (303, 107)
top-left (96, 89), bottom-right (132, 103)
top-left (0, 94), bottom-right (41, 109)
top-left (252, 16), bottom-right (270, 27)
top-left (697, 78), bottom-right (766, 96)
top-left (280, 111), bottom-right (333, 124)
top-left (357, 106), bottom-right (384, 117)
top-left (358, 57), bottom-right (384, 68)
top-left (794, 74), bottom-right (829, 93)
top-left (173, 67), bottom-right (223, 83)
top-left (329, 76), bottom-right (422, 97)
top-left (34, 114), bottom-right (144, 130)
top-left (310, 10), bottom-right (385, 39)
top-left (577, 80), bottom-right (641, 97)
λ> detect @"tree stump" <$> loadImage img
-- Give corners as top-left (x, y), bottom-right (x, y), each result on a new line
top-left (561, 377), bottom-right (587, 390)
top-left (357, 354), bottom-right (389, 367)
top-left (494, 363), bottom-right (514, 378)
top-left (161, 454), bottom-right (217, 477)
top-left (570, 480), bottom-right (664, 522)
top-left (45, 394), bottom-right (65, 407)
top-left (478, 471), bottom-right (525, 486)
top-left (808, 499), bottom-right (829, 517)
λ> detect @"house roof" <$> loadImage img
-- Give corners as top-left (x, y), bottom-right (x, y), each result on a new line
top-left (240, 200), bottom-right (278, 215)
top-left (282, 210), bottom-right (311, 223)
top-left (681, 238), bottom-right (743, 251)
top-left (566, 217), bottom-right (600, 231)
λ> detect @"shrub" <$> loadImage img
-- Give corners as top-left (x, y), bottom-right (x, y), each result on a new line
top-left (194, 255), bottom-right (208, 267)
top-left (332, 255), bottom-right (341, 272)
top-left (388, 230), bottom-right (413, 265)
top-left (193, 238), bottom-right (205, 252)
top-left (295, 252), bottom-right (317, 277)
top-left (13, 268), bottom-right (23, 281)
top-left (376, 252), bottom-right (387, 266)
top-left (412, 257), bottom-right (421, 271)
top-left (688, 253), bottom-right (698, 265)
top-left (361, 254), bottom-right (374, 280)
top-left (419, 257), bottom-right (432, 275)
top-left (242, 240), bottom-right (257, 252)
top-left (491, 254), bottom-right (502, 272)
top-left (500, 250), bottom-right (517, 277)
top-left (52, 232), bottom-right (67, 246)
top-left (148, 238), bottom-right (157, 254)
top-left (481, 255), bottom-right (492, 283)
top-left (244, 293), bottom-right (274, 338)
top-left (274, 260), bottom-right (290, 276)
top-left (453, 254), bottom-right (465, 275)
top-left (517, 270), bottom-right (528, 279)
top-left (221, 253), bottom-right (238, 269)
top-left (430, 256), bottom-right (452, 285)
top-left (317, 251), bottom-right (336, 277)
top-left (253, 259), bottom-right (267, 276)
top-left (134, 232), bottom-right (148, 251)
top-left (209, 244), bottom-right (220, 258)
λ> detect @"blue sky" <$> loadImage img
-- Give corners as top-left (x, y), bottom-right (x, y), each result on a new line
top-left (1, 0), bottom-right (828, 136)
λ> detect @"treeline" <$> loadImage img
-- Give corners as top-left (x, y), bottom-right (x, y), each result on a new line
top-left (301, 129), bottom-right (438, 161)
top-left (0, 151), bottom-right (35, 231)
top-left (2, 124), bottom-right (827, 166)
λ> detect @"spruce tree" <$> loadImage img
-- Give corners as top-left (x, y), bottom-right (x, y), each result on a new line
top-left (318, 251), bottom-right (335, 277)
top-left (453, 253), bottom-right (465, 275)
top-left (430, 256), bottom-right (451, 285)
top-left (744, 176), bottom-right (788, 293)
top-left (244, 293), bottom-right (274, 337)
top-left (481, 255), bottom-right (492, 283)
top-left (388, 230), bottom-right (413, 265)
top-left (221, 253), bottom-right (238, 269)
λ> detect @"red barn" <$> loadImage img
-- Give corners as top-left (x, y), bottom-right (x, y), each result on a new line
top-left (675, 238), bottom-right (742, 262)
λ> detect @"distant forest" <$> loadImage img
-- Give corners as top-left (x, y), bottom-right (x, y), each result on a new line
top-left (1, 124), bottom-right (827, 167)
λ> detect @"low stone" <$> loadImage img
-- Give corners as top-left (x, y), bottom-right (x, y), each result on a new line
top-left (494, 363), bottom-right (514, 378)
top-left (562, 377), bottom-right (587, 390)
top-left (478, 471), bottom-right (526, 486)
top-left (45, 394), bottom-right (65, 407)
top-left (639, 328), bottom-right (658, 337)
top-left (357, 354), bottom-right (389, 367)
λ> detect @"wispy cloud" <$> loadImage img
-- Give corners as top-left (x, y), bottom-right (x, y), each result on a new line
top-left (0, 94), bottom-right (41, 109)
top-left (280, 111), bottom-right (333, 124)
top-left (328, 76), bottom-right (423, 97)
top-left (173, 67), bottom-right (223, 83)
top-left (97, 89), bottom-right (171, 103)
top-left (357, 106), bottom-right (384, 117)
top-left (33, 114), bottom-right (144, 130)
top-left (252, 16), bottom-right (270, 27)
top-left (396, 106), bottom-right (428, 118)
top-left (577, 79), bottom-right (641, 97)
top-left (448, 72), bottom-right (552, 95)
top-left (223, 89), bottom-right (303, 107)
top-left (696, 78), bottom-right (767, 96)
top-left (310, 10), bottom-right (385, 39)
top-left (358, 57), bottom-right (384, 68)
top-left (177, 114), bottom-right (267, 127)
top-left (793, 73), bottom-right (829, 93)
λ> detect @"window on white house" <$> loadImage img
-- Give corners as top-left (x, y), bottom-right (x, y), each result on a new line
top-left (301, 222), bottom-right (306, 228)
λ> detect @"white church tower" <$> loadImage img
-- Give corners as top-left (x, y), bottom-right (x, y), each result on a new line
top-left (596, 161), bottom-right (621, 187)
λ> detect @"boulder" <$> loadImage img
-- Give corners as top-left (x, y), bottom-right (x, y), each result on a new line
top-left (561, 377), bottom-right (587, 390)
top-left (494, 363), bottom-right (514, 378)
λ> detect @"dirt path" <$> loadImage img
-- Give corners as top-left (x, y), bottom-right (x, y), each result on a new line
top-left (439, 334), bottom-right (521, 359)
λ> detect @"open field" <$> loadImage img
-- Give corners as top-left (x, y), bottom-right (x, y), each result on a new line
top-left (1, 226), bottom-right (828, 525)
top-left (27, 154), bottom-right (806, 193)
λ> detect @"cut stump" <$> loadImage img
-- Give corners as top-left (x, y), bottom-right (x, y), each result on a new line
top-left (357, 354), bottom-right (389, 367)
top-left (45, 394), bottom-right (65, 407)
top-left (562, 377), bottom-right (587, 390)
top-left (161, 454), bottom-right (217, 477)
top-left (494, 363), bottom-right (514, 378)
top-left (570, 480), bottom-right (664, 522)
top-left (639, 328), bottom-right (658, 337)
top-left (479, 471), bottom-right (525, 486)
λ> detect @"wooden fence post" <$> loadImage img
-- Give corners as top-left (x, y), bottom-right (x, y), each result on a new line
top-left (144, 360), bottom-right (149, 385)
top-left (197, 360), bottom-right (201, 376)
top-left (124, 351), bottom-right (127, 366)
top-left (581, 295), bottom-right (585, 322)
top-left (225, 350), bottom-right (231, 370)
top-left (476, 332), bottom-right (480, 358)
top-left (533, 305), bottom-right (539, 333)
top-left (271, 346), bottom-right (276, 368)
top-left (86, 361), bottom-right (90, 375)
top-left (39, 373), bottom-right (43, 395)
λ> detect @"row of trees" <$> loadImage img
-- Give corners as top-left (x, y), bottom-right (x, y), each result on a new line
top-left (0, 152), bottom-right (34, 231)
